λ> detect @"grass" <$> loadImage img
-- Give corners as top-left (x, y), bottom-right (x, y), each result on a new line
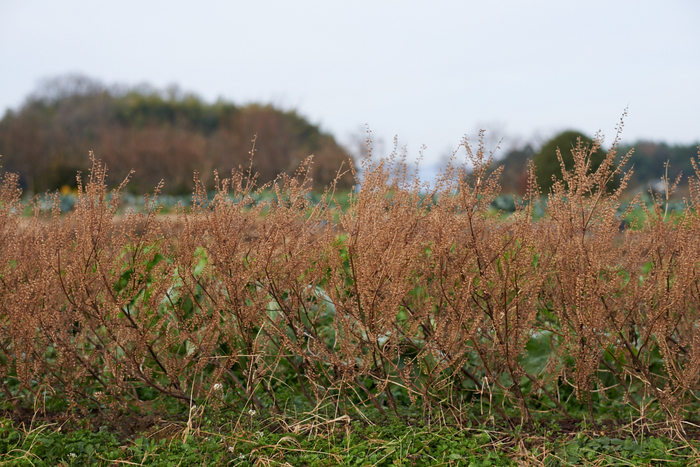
top-left (2, 378), bottom-right (700, 466)
top-left (3, 408), bottom-right (700, 466)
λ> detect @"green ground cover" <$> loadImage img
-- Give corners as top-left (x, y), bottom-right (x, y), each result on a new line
top-left (3, 409), bottom-right (700, 466)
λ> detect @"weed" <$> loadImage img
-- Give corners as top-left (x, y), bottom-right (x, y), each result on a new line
top-left (2, 130), bottom-right (700, 465)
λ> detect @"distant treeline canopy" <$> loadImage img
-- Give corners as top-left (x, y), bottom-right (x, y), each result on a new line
top-left (491, 131), bottom-right (699, 197)
top-left (0, 75), bottom-right (356, 194)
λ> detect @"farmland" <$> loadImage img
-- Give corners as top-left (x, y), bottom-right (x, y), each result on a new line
top-left (3, 135), bottom-right (700, 465)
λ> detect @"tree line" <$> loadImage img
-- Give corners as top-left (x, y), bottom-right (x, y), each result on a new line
top-left (2, 75), bottom-right (696, 198)
top-left (0, 75), bottom-right (355, 195)
top-left (492, 131), bottom-right (699, 198)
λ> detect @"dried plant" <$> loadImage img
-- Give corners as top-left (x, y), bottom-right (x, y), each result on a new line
top-left (2, 133), bottom-right (700, 431)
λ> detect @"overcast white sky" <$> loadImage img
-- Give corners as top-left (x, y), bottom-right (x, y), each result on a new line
top-left (2, 0), bottom-right (699, 166)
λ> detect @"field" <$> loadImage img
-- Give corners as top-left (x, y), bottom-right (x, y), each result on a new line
top-left (3, 137), bottom-right (700, 466)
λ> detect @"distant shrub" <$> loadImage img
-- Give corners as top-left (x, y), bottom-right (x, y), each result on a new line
top-left (534, 130), bottom-right (620, 194)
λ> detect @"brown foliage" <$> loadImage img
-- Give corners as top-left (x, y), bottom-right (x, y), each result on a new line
top-left (0, 82), bottom-right (355, 194)
top-left (2, 130), bottom-right (700, 428)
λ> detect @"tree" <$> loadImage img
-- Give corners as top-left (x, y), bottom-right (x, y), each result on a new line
top-left (0, 75), bottom-right (356, 194)
top-left (533, 130), bottom-right (618, 194)
top-left (490, 144), bottom-right (535, 195)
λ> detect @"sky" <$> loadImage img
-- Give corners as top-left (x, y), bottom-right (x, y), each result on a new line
top-left (2, 0), bottom-right (699, 168)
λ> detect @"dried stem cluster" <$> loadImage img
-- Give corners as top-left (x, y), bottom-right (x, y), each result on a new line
top-left (2, 130), bottom-right (700, 429)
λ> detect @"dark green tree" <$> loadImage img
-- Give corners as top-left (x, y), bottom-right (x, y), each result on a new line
top-left (616, 141), bottom-right (698, 193)
top-left (533, 130), bottom-right (618, 194)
